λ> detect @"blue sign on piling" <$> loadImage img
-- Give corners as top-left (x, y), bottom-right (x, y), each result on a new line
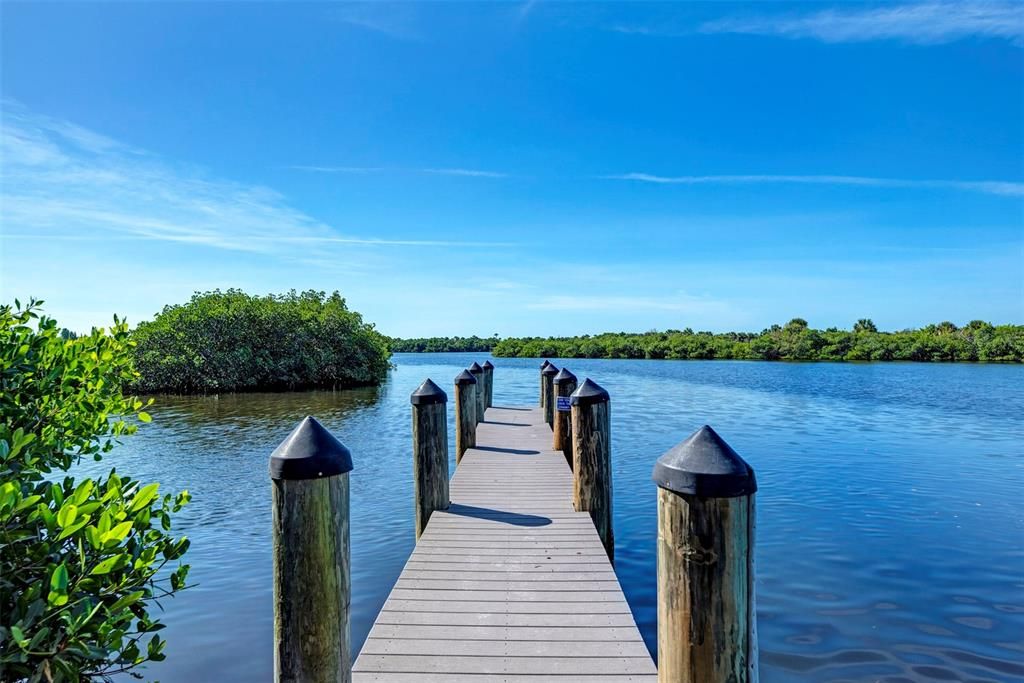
top-left (556, 396), bottom-right (572, 412)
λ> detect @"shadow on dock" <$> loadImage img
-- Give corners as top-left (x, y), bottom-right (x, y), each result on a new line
top-left (446, 503), bottom-right (552, 527)
top-left (474, 445), bottom-right (540, 455)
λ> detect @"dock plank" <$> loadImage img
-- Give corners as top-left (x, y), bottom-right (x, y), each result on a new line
top-left (352, 405), bottom-right (656, 681)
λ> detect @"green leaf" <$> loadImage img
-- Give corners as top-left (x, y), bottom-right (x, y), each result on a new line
top-left (51, 482), bottom-right (64, 507)
top-left (27, 626), bottom-right (50, 651)
top-left (84, 525), bottom-right (102, 549)
top-left (0, 481), bottom-right (16, 511)
top-left (48, 564), bottom-right (69, 606)
top-left (71, 479), bottom-right (95, 506)
top-left (90, 554), bottom-right (126, 576)
top-left (137, 411), bottom-right (152, 423)
top-left (14, 494), bottom-right (42, 513)
top-left (56, 516), bottom-right (91, 541)
top-left (56, 503), bottom-right (78, 528)
top-left (102, 521), bottom-right (134, 545)
top-left (10, 625), bottom-right (28, 649)
top-left (129, 483), bottom-right (160, 513)
top-left (108, 590), bottom-right (144, 613)
top-left (50, 563), bottom-right (69, 591)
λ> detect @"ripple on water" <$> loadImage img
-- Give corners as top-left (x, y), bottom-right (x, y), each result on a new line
top-left (75, 356), bottom-right (1024, 682)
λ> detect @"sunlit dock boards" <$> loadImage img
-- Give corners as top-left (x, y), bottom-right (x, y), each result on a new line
top-left (352, 405), bottom-right (657, 682)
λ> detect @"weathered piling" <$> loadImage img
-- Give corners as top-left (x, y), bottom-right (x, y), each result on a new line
top-left (541, 363), bottom-right (559, 428)
top-left (469, 362), bottom-right (486, 423)
top-left (482, 360), bottom-right (494, 408)
top-left (410, 379), bottom-right (449, 540)
top-left (552, 367), bottom-right (577, 465)
top-left (270, 416), bottom-right (353, 683)
top-left (652, 425), bottom-right (758, 683)
top-left (454, 370), bottom-right (477, 464)
top-left (539, 360), bottom-right (552, 406)
top-left (570, 379), bottom-right (613, 561)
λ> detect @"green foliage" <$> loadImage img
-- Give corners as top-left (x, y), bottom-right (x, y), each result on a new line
top-left (389, 335), bottom-right (499, 353)
top-left (131, 289), bottom-right (391, 394)
top-left (1, 299), bottom-right (191, 682)
top-left (490, 320), bottom-right (1024, 362)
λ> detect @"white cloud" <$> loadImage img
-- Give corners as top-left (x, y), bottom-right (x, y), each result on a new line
top-left (330, 3), bottom-right (420, 40)
top-left (288, 165), bottom-right (509, 178)
top-left (602, 173), bottom-right (1024, 197)
top-left (0, 103), bottom-right (515, 254)
top-left (527, 292), bottom-right (728, 313)
top-left (422, 168), bottom-right (508, 178)
top-left (699, 2), bottom-right (1024, 46)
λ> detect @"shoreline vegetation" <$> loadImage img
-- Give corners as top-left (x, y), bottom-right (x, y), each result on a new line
top-left (131, 290), bottom-right (390, 394)
top-left (391, 318), bottom-right (1024, 363)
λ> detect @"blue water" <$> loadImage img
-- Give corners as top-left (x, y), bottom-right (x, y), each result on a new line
top-left (87, 355), bottom-right (1024, 682)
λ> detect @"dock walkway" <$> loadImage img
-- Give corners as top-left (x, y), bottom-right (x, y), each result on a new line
top-left (352, 405), bottom-right (657, 682)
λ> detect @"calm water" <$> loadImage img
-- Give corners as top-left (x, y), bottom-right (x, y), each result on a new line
top-left (83, 355), bottom-right (1024, 682)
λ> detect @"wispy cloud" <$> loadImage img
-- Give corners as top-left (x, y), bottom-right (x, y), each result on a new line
top-left (699, 1), bottom-right (1024, 46)
top-left (287, 165), bottom-right (510, 178)
top-left (516, 0), bottom-right (540, 24)
top-left (285, 165), bottom-right (388, 174)
top-left (0, 102), bottom-right (516, 254)
top-left (527, 292), bottom-right (728, 313)
top-left (602, 173), bottom-right (1024, 197)
top-left (330, 2), bottom-right (420, 40)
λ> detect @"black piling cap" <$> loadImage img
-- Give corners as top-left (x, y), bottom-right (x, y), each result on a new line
top-left (482, 360), bottom-right (494, 370)
top-left (652, 425), bottom-right (756, 498)
top-left (570, 378), bottom-right (609, 406)
top-left (540, 360), bottom-right (552, 370)
top-left (469, 362), bottom-right (484, 375)
top-left (270, 416), bottom-right (353, 481)
top-left (541, 363), bottom-right (559, 377)
top-left (553, 367), bottom-right (577, 385)
top-left (455, 369), bottom-right (477, 385)
top-left (410, 378), bottom-right (447, 405)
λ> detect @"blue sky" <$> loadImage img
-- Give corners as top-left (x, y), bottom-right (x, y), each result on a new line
top-left (1, 1), bottom-right (1022, 337)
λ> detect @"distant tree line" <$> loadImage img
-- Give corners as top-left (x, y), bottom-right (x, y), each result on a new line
top-left (132, 289), bottom-right (391, 393)
top-left (487, 319), bottom-right (1023, 362)
top-left (389, 335), bottom-right (499, 353)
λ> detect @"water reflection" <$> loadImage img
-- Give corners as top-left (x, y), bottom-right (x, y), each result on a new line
top-left (82, 355), bottom-right (1023, 682)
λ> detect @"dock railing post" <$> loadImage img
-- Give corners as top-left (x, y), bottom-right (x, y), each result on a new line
top-left (552, 367), bottom-right (577, 466)
top-left (482, 360), bottom-right (494, 408)
top-left (570, 378), bottom-right (613, 561)
top-left (652, 425), bottom-right (758, 683)
top-left (539, 360), bottom-right (552, 406)
top-left (469, 362), bottom-right (485, 423)
top-left (454, 370), bottom-right (477, 464)
top-left (411, 379), bottom-right (449, 540)
top-left (541, 363), bottom-right (559, 429)
top-left (270, 416), bottom-right (353, 683)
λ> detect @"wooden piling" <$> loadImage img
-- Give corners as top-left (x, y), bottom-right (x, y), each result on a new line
top-left (552, 367), bottom-right (577, 466)
top-left (469, 362), bottom-right (486, 423)
top-left (410, 379), bottom-right (449, 540)
top-left (539, 360), bottom-right (552, 407)
top-left (270, 416), bottom-right (353, 683)
top-left (570, 378), bottom-right (613, 561)
top-left (482, 360), bottom-right (494, 408)
top-left (652, 425), bottom-right (758, 683)
top-left (454, 370), bottom-right (477, 465)
top-left (541, 363), bottom-right (559, 429)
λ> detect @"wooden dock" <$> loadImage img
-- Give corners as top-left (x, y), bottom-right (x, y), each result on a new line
top-left (352, 405), bottom-right (657, 682)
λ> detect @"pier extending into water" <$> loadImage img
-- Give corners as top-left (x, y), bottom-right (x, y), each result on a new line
top-left (268, 362), bottom-right (758, 683)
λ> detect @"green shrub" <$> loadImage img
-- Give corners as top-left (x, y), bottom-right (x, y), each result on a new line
top-left (490, 320), bottom-right (1024, 362)
top-left (131, 289), bottom-right (391, 394)
top-left (388, 335), bottom-right (498, 353)
top-left (1, 299), bottom-right (190, 682)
